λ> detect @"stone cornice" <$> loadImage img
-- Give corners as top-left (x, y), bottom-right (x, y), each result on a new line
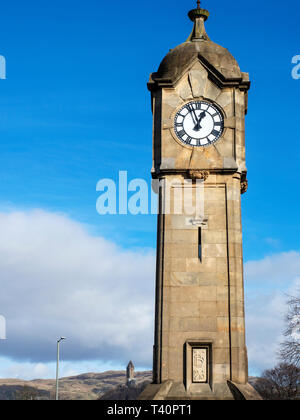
top-left (148, 54), bottom-right (251, 92)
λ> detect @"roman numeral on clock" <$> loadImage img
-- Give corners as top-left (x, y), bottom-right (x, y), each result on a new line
top-left (211, 129), bottom-right (220, 137)
top-left (187, 104), bottom-right (195, 113)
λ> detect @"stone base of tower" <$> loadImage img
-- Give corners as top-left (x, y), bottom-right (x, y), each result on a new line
top-left (138, 381), bottom-right (261, 401)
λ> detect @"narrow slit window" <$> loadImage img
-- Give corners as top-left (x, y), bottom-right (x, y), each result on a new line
top-left (198, 227), bottom-right (202, 262)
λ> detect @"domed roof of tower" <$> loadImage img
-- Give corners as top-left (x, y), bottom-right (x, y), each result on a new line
top-left (149, 2), bottom-right (249, 90)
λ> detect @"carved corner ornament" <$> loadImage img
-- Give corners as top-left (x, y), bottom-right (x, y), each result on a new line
top-left (189, 170), bottom-right (210, 181)
top-left (241, 179), bottom-right (248, 195)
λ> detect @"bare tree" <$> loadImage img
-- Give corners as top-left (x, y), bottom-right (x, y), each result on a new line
top-left (255, 363), bottom-right (300, 400)
top-left (254, 292), bottom-right (300, 400)
top-left (280, 292), bottom-right (300, 367)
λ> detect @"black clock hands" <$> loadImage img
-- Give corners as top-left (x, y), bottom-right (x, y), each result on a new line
top-left (175, 101), bottom-right (224, 147)
top-left (194, 111), bottom-right (206, 131)
top-left (187, 104), bottom-right (198, 126)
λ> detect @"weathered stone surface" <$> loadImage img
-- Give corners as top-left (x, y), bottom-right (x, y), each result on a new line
top-left (139, 381), bottom-right (173, 401)
top-left (176, 76), bottom-right (193, 101)
top-left (170, 272), bottom-right (199, 286)
top-left (202, 230), bottom-right (227, 244)
top-left (217, 91), bottom-right (233, 108)
top-left (187, 257), bottom-right (217, 273)
top-left (188, 65), bottom-right (208, 98)
top-left (169, 302), bottom-right (199, 318)
top-left (205, 79), bottom-right (221, 101)
top-left (227, 381), bottom-right (263, 401)
top-left (203, 244), bottom-right (227, 258)
top-left (163, 91), bottom-right (183, 109)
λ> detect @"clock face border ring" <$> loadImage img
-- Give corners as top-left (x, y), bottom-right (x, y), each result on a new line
top-left (170, 99), bottom-right (227, 150)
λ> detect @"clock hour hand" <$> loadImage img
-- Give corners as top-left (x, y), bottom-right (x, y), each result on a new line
top-left (194, 111), bottom-right (206, 131)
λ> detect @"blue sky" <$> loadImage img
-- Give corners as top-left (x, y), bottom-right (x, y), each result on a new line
top-left (0, 0), bottom-right (299, 380)
top-left (0, 0), bottom-right (299, 254)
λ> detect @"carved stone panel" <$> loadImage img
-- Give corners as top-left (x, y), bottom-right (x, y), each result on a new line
top-left (192, 348), bottom-right (208, 383)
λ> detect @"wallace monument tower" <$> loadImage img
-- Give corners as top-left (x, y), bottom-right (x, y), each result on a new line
top-left (139, 2), bottom-right (261, 400)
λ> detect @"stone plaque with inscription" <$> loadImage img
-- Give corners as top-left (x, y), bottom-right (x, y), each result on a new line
top-left (193, 348), bottom-right (208, 383)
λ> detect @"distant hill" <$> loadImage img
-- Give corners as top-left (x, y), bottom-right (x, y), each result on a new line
top-left (0, 371), bottom-right (152, 400)
top-left (0, 373), bottom-right (260, 400)
top-left (99, 381), bottom-right (151, 401)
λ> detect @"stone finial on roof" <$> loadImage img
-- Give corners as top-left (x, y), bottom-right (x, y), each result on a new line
top-left (188, 1), bottom-right (210, 41)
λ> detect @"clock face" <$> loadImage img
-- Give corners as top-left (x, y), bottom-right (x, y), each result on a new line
top-left (174, 101), bottom-right (224, 147)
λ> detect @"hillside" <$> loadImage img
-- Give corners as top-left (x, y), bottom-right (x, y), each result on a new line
top-left (0, 373), bottom-right (262, 400)
top-left (0, 371), bottom-right (152, 400)
top-left (99, 381), bottom-right (151, 400)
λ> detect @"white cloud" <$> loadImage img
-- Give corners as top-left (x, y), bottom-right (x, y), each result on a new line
top-left (0, 208), bottom-right (299, 379)
top-left (0, 357), bottom-right (129, 380)
top-left (244, 252), bottom-right (300, 374)
top-left (0, 209), bottom-right (156, 370)
top-left (245, 251), bottom-right (300, 287)
top-left (0, 361), bottom-right (53, 380)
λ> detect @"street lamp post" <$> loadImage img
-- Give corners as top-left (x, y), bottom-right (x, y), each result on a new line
top-left (55, 337), bottom-right (66, 401)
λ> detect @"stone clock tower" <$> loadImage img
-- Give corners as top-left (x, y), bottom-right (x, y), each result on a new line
top-left (139, 2), bottom-right (261, 400)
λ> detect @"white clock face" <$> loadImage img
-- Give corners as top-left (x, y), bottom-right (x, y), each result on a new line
top-left (174, 101), bottom-right (224, 147)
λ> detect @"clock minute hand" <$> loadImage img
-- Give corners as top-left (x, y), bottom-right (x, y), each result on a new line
top-left (188, 106), bottom-right (198, 126)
